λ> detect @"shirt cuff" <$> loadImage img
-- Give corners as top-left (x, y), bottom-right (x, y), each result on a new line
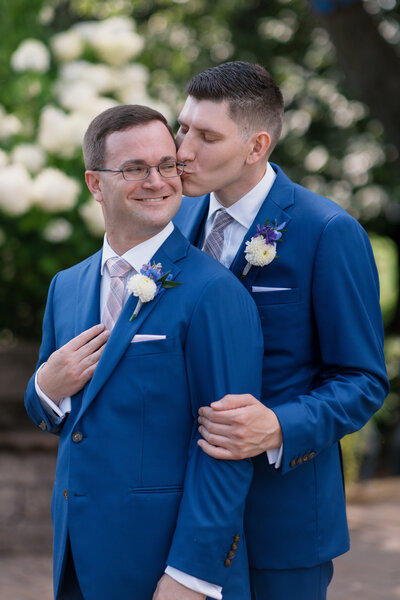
top-left (165, 566), bottom-right (222, 599)
top-left (35, 364), bottom-right (71, 422)
top-left (267, 444), bottom-right (283, 469)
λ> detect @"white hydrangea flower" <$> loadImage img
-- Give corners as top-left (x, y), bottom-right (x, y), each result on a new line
top-left (80, 197), bottom-right (105, 237)
top-left (51, 30), bottom-right (84, 62)
top-left (38, 105), bottom-right (84, 158)
top-left (0, 106), bottom-right (23, 140)
top-left (127, 274), bottom-right (157, 303)
top-left (89, 18), bottom-right (144, 66)
top-left (0, 164), bottom-right (32, 216)
top-left (58, 61), bottom-right (116, 96)
top-left (0, 149), bottom-right (8, 168)
top-left (56, 81), bottom-right (98, 111)
top-left (12, 143), bottom-right (46, 174)
top-left (43, 218), bottom-right (73, 242)
top-left (32, 168), bottom-right (80, 212)
top-left (245, 236), bottom-right (277, 267)
top-left (11, 39), bottom-right (50, 73)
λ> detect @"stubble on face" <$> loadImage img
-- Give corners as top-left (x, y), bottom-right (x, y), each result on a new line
top-left (176, 97), bottom-right (256, 205)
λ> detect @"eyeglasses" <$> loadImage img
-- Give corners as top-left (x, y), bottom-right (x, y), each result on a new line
top-left (93, 161), bottom-right (186, 181)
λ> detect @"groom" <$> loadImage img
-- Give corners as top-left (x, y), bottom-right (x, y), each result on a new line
top-left (174, 61), bottom-right (389, 599)
top-left (25, 104), bottom-right (263, 600)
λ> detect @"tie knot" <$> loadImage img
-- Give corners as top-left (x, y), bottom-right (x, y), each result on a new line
top-left (106, 257), bottom-right (132, 278)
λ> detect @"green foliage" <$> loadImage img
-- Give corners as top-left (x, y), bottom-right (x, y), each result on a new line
top-left (1, 0), bottom-right (400, 473)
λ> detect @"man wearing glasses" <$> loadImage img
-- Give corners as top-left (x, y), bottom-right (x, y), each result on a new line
top-left (25, 104), bottom-right (263, 600)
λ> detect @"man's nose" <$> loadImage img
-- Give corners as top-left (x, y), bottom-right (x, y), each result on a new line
top-left (142, 167), bottom-right (165, 188)
top-left (177, 136), bottom-right (194, 163)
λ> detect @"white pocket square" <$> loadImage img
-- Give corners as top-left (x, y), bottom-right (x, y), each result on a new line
top-left (252, 286), bottom-right (292, 292)
top-left (131, 334), bottom-right (167, 343)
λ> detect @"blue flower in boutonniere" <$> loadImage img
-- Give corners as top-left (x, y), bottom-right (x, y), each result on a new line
top-left (127, 261), bottom-right (182, 319)
top-left (241, 220), bottom-right (286, 278)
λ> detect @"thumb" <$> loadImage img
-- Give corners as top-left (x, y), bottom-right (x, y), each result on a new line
top-left (211, 393), bottom-right (258, 411)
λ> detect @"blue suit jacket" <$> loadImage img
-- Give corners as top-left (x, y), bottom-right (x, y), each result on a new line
top-left (173, 164), bottom-right (389, 570)
top-left (25, 228), bottom-right (263, 599)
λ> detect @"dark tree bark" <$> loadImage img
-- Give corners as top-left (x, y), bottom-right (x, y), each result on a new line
top-left (310, 0), bottom-right (400, 152)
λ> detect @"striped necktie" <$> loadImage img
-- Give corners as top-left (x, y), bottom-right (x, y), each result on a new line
top-left (202, 209), bottom-right (235, 261)
top-left (102, 257), bottom-right (132, 331)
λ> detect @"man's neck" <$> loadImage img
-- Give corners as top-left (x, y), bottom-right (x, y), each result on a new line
top-left (214, 163), bottom-right (268, 208)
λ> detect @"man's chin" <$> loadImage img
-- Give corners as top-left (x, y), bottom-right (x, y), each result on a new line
top-left (182, 181), bottom-right (211, 198)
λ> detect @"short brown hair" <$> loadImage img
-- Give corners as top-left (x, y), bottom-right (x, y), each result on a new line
top-left (186, 62), bottom-right (284, 155)
top-left (83, 104), bottom-right (176, 169)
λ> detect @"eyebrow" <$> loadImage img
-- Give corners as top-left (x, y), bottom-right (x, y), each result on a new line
top-left (178, 119), bottom-right (222, 136)
top-left (120, 156), bottom-right (177, 168)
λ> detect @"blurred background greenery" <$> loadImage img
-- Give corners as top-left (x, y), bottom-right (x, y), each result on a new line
top-left (0, 0), bottom-right (399, 482)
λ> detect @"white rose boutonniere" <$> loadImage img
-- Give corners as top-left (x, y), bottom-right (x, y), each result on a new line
top-left (127, 261), bottom-right (182, 319)
top-left (242, 220), bottom-right (286, 278)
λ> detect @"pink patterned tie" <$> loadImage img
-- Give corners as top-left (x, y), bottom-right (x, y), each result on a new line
top-left (202, 209), bottom-right (235, 261)
top-left (102, 257), bottom-right (132, 331)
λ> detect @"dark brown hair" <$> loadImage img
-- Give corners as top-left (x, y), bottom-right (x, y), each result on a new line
top-left (187, 61), bottom-right (284, 154)
top-left (83, 104), bottom-right (176, 169)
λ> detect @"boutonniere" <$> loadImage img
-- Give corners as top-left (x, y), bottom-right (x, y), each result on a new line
top-left (127, 262), bottom-right (182, 319)
top-left (241, 220), bottom-right (286, 278)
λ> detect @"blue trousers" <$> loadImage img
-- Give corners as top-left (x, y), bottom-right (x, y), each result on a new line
top-left (250, 561), bottom-right (334, 600)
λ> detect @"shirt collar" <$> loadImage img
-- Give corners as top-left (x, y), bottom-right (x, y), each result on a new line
top-left (208, 162), bottom-right (277, 229)
top-left (100, 221), bottom-right (174, 275)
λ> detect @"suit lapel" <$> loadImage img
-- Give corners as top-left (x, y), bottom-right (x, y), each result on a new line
top-left (229, 165), bottom-right (295, 287)
top-left (179, 194), bottom-right (209, 247)
top-left (78, 229), bottom-right (188, 417)
top-left (74, 251), bottom-right (102, 335)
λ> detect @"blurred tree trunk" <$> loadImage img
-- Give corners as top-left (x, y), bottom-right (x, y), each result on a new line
top-left (310, 0), bottom-right (400, 331)
top-left (310, 0), bottom-right (400, 150)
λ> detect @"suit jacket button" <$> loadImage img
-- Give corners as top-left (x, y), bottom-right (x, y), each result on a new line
top-left (39, 420), bottom-right (47, 431)
top-left (309, 451), bottom-right (316, 459)
top-left (224, 559), bottom-right (232, 567)
top-left (231, 542), bottom-right (238, 550)
top-left (297, 457), bottom-right (303, 465)
top-left (290, 459), bottom-right (296, 468)
top-left (233, 534), bottom-right (241, 542)
top-left (72, 431), bottom-right (83, 443)
top-left (227, 551), bottom-right (235, 559)
top-left (63, 489), bottom-right (68, 500)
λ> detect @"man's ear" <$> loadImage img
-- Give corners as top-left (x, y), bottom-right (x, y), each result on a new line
top-left (246, 131), bottom-right (271, 165)
top-left (85, 171), bottom-right (103, 203)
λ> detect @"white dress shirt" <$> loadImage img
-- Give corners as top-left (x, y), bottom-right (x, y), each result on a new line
top-left (204, 162), bottom-right (283, 469)
top-left (35, 221), bottom-right (222, 599)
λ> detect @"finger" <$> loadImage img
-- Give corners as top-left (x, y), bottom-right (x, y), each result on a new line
top-left (67, 324), bottom-right (106, 351)
top-left (198, 425), bottom-right (233, 450)
top-left (199, 406), bottom-right (245, 425)
top-left (210, 393), bottom-right (257, 410)
top-left (78, 329), bottom-right (110, 358)
top-left (197, 416), bottom-right (232, 436)
top-left (197, 439), bottom-right (234, 460)
top-left (79, 343), bottom-right (108, 381)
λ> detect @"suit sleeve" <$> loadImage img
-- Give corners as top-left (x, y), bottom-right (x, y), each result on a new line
top-left (274, 213), bottom-right (389, 474)
top-left (167, 272), bottom-right (263, 585)
top-left (24, 273), bottom-right (65, 435)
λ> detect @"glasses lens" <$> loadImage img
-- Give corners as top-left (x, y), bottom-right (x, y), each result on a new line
top-left (122, 166), bottom-right (149, 180)
top-left (159, 161), bottom-right (180, 178)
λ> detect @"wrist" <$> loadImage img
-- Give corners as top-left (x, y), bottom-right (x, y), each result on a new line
top-left (37, 363), bottom-right (62, 405)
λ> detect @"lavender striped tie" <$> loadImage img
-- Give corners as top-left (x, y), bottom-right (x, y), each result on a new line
top-left (102, 257), bottom-right (132, 331)
top-left (202, 209), bottom-right (235, 261)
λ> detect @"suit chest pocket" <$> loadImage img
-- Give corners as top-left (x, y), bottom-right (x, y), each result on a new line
top-left (251, 287), bottom-right (300, 307)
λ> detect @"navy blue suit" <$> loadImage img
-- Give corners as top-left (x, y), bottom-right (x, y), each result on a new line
top-left (25, 228), bottom-right (263, 599)
top-left (174, 164), bottom-right (389, 586)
